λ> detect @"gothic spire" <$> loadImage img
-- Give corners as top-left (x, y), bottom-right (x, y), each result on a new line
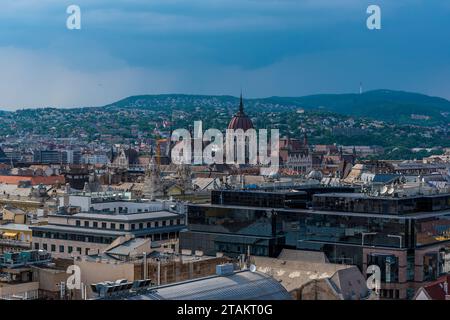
top-left (239, 91), bottom-right (244, 114)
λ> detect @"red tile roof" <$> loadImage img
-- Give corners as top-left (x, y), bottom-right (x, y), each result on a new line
top-left (0, 175), bottom-right (65, 185)
top-left (421, 275), bottom-right (450, 300)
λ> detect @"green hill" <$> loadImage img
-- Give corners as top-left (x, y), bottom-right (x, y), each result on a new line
top-left (267, 90), bottom-right (450, 124)
top-left (103, 90), bottom-right (450, 125)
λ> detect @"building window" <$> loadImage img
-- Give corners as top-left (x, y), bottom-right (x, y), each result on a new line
top-left (131, 224), bottom-right (135, 230)
top-left (59, 245), bottom-right (64, 253)
top-left (93, 222), bottom-right (98, 228)
top-left (155, 221), bottom-right (159, 228)
top-left (43, 243), bottom-right (48, 250)
top-left (34, 243), bottom-right (39, 250)
top-left (367, 253), bottom-right (399, 283)
top-left (85, 248), bottom-right (89, 255)
top-left (119, 224), bottom-right (125, 230)
top-left (77, 247), bottom-right (82, 254)
top-left (102, 222), bottom-right (107, 229)
top-left (147, 222), bottom-right (151, 228)
top-left (75, 220), bottom-right (81, 227)
top-left (139, 223), bottom-right (143, 229)
top-left (51, 244), bottom-right (56, 252)
top-left (177, 219), bottom-right (181, 225)
top-left (424, 253), bottom-right (439, 281)
top-left (68, 246), bottom-right (73, 253)
top-left (170, 220), bottom-right (174, 226)
top-left (111, 223), bottom-right (116, 230)
top-left (162, 221), bottom-right (166, 227)
top-left (84, 221), bottom-right (89, 227)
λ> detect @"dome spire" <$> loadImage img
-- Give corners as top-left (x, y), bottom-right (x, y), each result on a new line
top-left (227, 90), bottom-right (254, 130)
top-left (239, 91), bottom-right (244, 114)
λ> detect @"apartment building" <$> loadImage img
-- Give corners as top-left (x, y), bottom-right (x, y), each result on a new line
top-left (31, 192), bottom-right (186, 259)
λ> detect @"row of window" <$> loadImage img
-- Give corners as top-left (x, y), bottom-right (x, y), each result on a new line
top-left (35, 242), bottom-right (89, 255)
top-left (74, 218), bottom-right (183, 230)
top-left (34, 231), bottom-right (180, 254)
top-left (380, 289), bottom-right (400, 299)
top-left (33, 231), bottom-right (115, 244)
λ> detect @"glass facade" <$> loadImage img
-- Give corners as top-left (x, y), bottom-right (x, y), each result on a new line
top-left (297, 213), bottom-right (409, 248)
top-left (414, 215), bottom-right (450, 246)
top-left (423, 252), bottom-right (439, 281)
top-left (185, 205), bottom-right (282, 257)
top-left (313, 194), bottom-right (450, 215)
top-left (184, 204), bottom-right (450, 260)
top-left (188, 206), bottom-right (278, 237)
top-left (367, 253), bottom-right (399, 283)
top-left (211, 190), bottom-right (308, 209)
top-left (181, 190), bottom-right (450, 299)
top-left (189, 205), bottom-right (412, 242)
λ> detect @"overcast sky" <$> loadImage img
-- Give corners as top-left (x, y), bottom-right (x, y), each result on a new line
top-left (0, 0), bottom-right (448, 109)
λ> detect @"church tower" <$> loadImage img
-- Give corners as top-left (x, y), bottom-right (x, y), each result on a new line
top-left (177, 163), bottom-right (192, 194)
top-left (143, 155), bottom-right (162, 200)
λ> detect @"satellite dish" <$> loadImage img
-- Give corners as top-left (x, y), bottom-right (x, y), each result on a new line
top-left (380, 186), bottom-right (388, 195)
top-left (249, 264), bottom-right (257, 273)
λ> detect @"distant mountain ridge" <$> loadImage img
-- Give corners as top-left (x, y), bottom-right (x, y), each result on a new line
top-left (103, 89), bottom-right (450, 125)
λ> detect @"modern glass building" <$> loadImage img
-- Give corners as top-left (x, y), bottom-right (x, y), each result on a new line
top-left (180, 189), bottom-right (450, 299)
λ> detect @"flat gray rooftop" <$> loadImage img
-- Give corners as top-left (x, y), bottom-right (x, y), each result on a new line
top-left (122, 270), bottom-right (292, 300)
top-left (51, 210), bottom-right (181, 222)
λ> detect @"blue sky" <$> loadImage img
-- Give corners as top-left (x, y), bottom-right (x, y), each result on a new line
top-left (0, 0), bottom-right (448, 109)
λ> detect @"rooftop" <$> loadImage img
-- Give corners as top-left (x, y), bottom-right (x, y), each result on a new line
top-left (414, 274), bottom-right (450, 300)
top-left (313, 192), bottom-right (450, 200)
top-left (121, 270), bottom-right (292, 300)
top-left (252, 249), bottom-right (369, 299)
top-left (0, 224), bottom-right (31, 232)
top-left (190, 202), bottom-right (450, 219)
top-left (71, 210), bottom-right (181, 222)
top-left (105, 238), bottom-right (149, 257)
